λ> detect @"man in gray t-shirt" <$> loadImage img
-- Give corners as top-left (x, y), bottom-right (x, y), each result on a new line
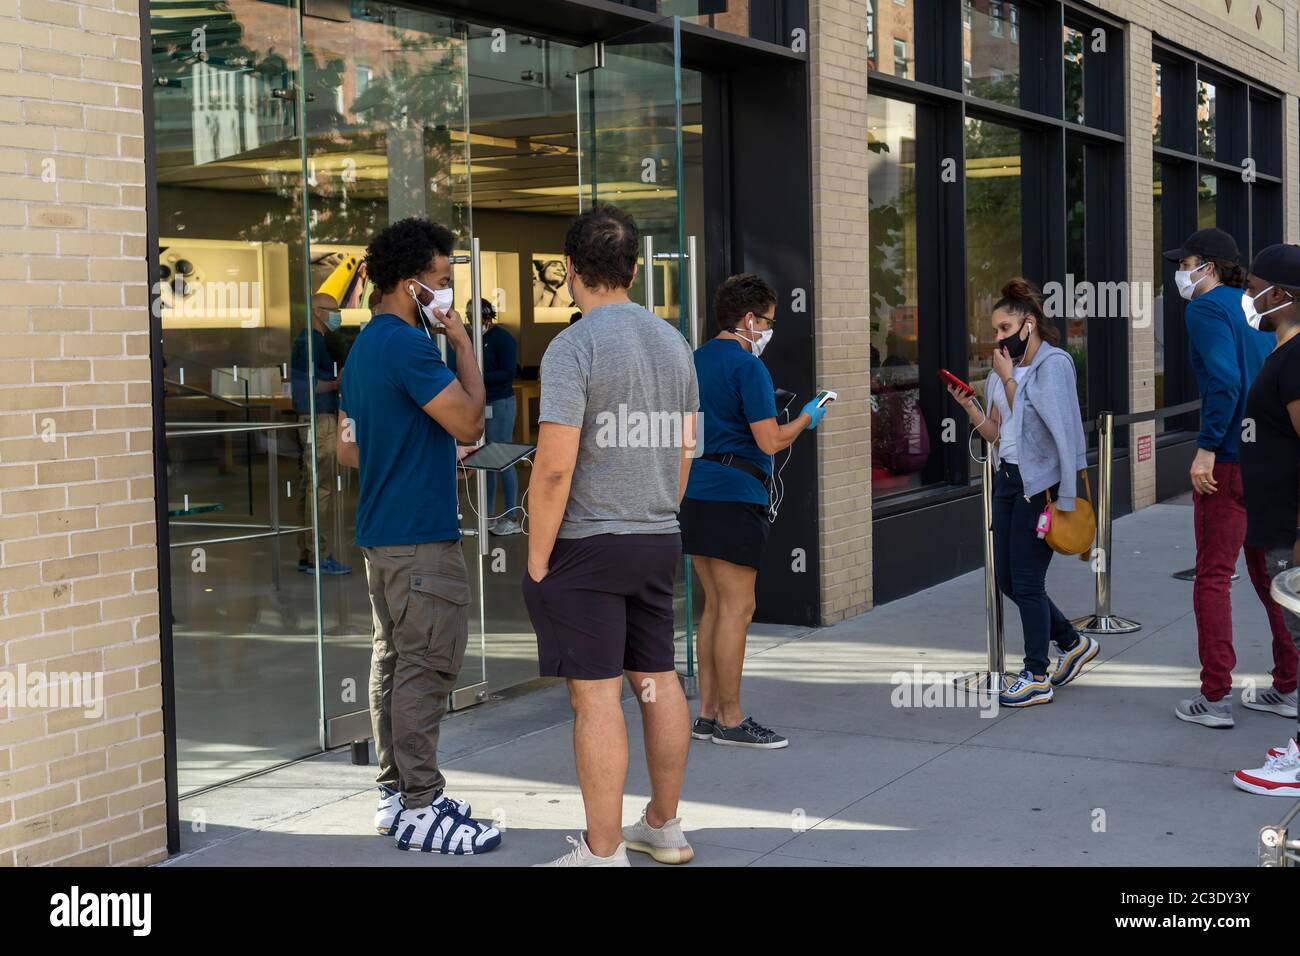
top-left (526, 205), bottom-right (699, 868)
top-left (538, 299), bottom-right (698, 538)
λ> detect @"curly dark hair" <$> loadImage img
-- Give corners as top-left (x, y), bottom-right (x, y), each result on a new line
top-left (1200, 255), bottom-right (1247, 289)
top-left (563, 204), bottom-right (639, 292)
top-left (714, 272), bottom-right (776, 330)
top-left (364, 218), bottom-right (456, 293)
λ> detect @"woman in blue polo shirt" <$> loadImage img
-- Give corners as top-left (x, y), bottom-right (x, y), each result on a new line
top-left (680, 273), bottom-right (827, 750)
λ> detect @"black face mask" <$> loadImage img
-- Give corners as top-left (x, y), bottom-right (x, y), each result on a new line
top-left (997, 322), bottom-right (1031, 360)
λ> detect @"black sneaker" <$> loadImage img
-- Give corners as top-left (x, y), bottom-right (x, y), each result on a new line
top-left (691, 716), bottom-right (717, 740)
top-left (711, 716), bottom-right (788, 750)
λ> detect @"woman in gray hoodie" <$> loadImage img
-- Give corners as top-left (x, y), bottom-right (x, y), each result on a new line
top-left (948, 278), bottom-right (1097, 707)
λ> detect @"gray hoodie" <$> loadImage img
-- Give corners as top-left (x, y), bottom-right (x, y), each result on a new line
top-left (985, 342), bottom-right (1088, 510)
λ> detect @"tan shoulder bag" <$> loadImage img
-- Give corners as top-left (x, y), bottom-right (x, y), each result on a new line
top-left (1043, 471), bottom-right (1096, 557)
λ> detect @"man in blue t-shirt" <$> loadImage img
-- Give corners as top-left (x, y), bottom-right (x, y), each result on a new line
top-left (336, 217), bottom-right (501, 856)
top-left (1163, 228), bottom-right (1290, 731)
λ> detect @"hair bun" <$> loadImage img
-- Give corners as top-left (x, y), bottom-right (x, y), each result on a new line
top-left (1000, 276), bottom-right (1041, 302)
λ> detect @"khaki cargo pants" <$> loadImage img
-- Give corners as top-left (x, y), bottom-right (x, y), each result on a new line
top-left (363, 540), bottom-right (470, 809)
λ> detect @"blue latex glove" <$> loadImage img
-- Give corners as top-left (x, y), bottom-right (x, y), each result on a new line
top-left (800, 398), bottom-right (828, 430)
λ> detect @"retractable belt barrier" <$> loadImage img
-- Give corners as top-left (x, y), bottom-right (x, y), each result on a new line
top-left (1073, 400), bottom-right (1202, 633)
top-left (955, 449), bottom-right (1005, 691)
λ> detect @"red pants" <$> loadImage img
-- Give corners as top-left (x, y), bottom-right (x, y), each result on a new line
top-left (1193, 462), bottom-right (1298, 700)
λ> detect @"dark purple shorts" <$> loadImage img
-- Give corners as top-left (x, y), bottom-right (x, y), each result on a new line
top-left (522, 532), bottom-right (681, 680)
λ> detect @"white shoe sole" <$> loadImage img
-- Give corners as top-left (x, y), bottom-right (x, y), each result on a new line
top-left (1051, 641), bottom-right (1099, 687)
top-left (999, 693), bottom-right (1053, 708)
top-left (624, 840), bottom-right (695, 864)
top-left (1175, 709), bottom-right (1233, 728)
top-left (1240, 700), bottom-right (1298, 718)
top-left (711, 736), bottom-right (789, 749)
top-left (1232, 775), bottom-right (1300, 796)
top-left (691, 730), bottom-right (714, 740)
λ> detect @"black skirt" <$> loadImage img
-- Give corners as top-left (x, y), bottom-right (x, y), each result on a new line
top-left (679, 496), bottom-right (771, 569)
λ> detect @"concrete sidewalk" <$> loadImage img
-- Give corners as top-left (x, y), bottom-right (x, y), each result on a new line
top-left (165, 501), bottom-right (1298, 867)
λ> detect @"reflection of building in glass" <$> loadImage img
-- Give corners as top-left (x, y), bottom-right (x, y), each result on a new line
top-left (965, 0), bottom-right (1020, 104)
top-left (866, 0), bottom-right (915, 79)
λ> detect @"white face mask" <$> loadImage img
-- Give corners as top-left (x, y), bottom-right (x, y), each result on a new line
top-left (734, 321), bottom-right (774, 357)
top-left (1174, 261), bottom-right (1211, 301)
top-left (1242, 285), bottom-right (1289, 330)
top-left (410, 282), bottom-right (454, 336)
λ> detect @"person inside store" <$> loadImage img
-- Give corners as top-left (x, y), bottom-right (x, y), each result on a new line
top-left (947, 278), bottom-right (1098, 707)
top-left (1230, 243), bottom-right (1300, 796)
top-left (290, 292), bottom-right (350, 576)
top-left (335, 217), bottom-right (502, 856)
top-left (1161, 227), bottom-right (1296, 729)
top-left (679, 272), bottom-right (828, 750)
top-left (447, 298), bottom-right (522, 535)
top-left (524, 204), bottom-right (699, 867)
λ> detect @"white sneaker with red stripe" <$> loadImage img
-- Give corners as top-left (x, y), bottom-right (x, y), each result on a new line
top-left (1233, 739), bottom-right (1300, 797)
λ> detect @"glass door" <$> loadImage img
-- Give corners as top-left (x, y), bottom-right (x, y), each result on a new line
top-left (574, 18), bottom-right (697, 670)
top-left (298, 6), bottom-right (484, 744)
top-left (151, 0), bottom-right (320, 793)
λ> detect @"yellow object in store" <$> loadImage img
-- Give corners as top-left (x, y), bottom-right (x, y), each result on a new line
top-left (316, 254), bottom-right (359, 304)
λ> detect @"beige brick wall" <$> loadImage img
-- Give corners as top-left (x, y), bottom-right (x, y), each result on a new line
top-left (0, 0), bottom-right (165, 866)
top-left (1126, 24), bottom-right (1158, 509)
top-left (809, 0), bottom-right (872, 623)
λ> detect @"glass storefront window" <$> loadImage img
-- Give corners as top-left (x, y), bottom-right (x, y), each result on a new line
top-left (1197, 78), bottom-right (1216, 159)
top-left (153, 3), bottom-right (702, 793)
top-left (1065, 139), bottom-right (1087, 417)
top-left (867, 0), bottom-right (915, 81)
top-left (965, 0), bottom-right (1020, 106)
top-left (1198, 172), bottom-right (1217, 229)
top-left (1063, 25), bottom-right (1085, 124)
top-left (964, 116), bottom-right (1022, 394)
top-left (1153, 161), bottom-right (1165, 432)
top-left (1152, 62), bottom-right (1162, 146)
top-left (867, 95), bottom-right (925, 496)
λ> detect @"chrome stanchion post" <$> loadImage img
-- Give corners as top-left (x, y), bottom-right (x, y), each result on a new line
top-left (472, 238), bottom-right (488, 557)
top-left (956, 445), bottom-right (1003, 691)
top-left (1074, 412), bottom-right (1140, 634)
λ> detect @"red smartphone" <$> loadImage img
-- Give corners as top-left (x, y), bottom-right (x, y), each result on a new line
top-left (938, 368), bottom-right (974, 396)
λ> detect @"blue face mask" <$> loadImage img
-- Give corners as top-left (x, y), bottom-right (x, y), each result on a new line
top-left (324, 310), bottom-right (342, 332)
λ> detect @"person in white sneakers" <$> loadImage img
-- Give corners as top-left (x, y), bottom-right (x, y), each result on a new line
top-left (1231, 244), bottom-right (1300, 798)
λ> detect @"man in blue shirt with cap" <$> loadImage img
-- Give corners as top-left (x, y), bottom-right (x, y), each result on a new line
top-left (1163, 227), bottom-right (1294, 730)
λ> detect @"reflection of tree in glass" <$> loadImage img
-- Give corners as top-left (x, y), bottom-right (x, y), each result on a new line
top-left (1063, 29), bottom-right (1084, 123)
top-left (1197, 82), bottom-right (1215, 158)
top-left (965, 119), bottom-right (1021, 367)
top-left (306, 30), bottom-right (468, 250)
top-left (966, 74), bottom-right (1020, 108)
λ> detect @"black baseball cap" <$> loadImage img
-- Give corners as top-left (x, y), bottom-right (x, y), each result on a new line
top-left (1163, 227), bottom-right (1239, 264)
top-left (1248, 243), bottom-right (1300, 290)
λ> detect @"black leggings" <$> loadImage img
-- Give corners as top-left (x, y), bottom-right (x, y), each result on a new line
top-left (992, 462), bottom-right (1078, 675)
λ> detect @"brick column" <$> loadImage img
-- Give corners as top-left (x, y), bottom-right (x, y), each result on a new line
top-left (808, 0), bottom-right (872, 623)
top-left (1125, 24), bottom-right (1157, 510)
top-left (0, 0), bottom-right (166, 865)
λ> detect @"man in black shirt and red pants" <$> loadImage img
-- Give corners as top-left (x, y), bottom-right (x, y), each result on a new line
top-left (1233, 243), bottom-right (1300, 797)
